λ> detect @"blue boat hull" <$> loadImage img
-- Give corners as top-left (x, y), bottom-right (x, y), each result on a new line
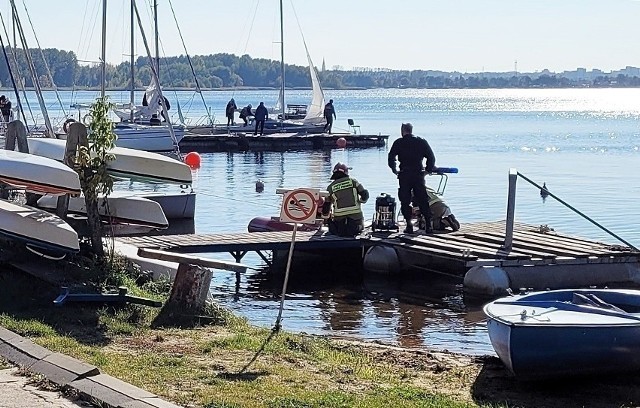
top-left (487, 292), bottom-right (640, 379)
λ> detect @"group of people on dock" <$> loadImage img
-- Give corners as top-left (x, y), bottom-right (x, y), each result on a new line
top-left (225, 98), bottom-right (268, 135)
top-left (322, 122), bottom-right (458, 237)
top-left (224, 97), bottom-right (337, 135)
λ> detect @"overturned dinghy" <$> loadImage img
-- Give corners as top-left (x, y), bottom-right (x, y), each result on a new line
top-left (0, 150), bottom-right (81, 195)
top-left (37, 194), bottom-right (168, 230)
top-left (484, 288), bottom-right (640, 379)
top-left (0, 199), bottom-right (79, 254)
top-left (27, 138), bottom-right (192, 185)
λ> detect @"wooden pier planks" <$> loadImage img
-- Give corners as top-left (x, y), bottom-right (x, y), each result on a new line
top-left (118, 230), bottom-right (361, 254)
top-left (117, 221), bottom-right (638, 270)
top-left (372, 221), bottom-right (638, 268)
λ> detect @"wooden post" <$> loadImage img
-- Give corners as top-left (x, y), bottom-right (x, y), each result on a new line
top-left (67, 122), bottom-right (104, 257)
top-left (165, 264), bottom-right (213, 314)
top-left (504, 168), bottom-right (518, 251)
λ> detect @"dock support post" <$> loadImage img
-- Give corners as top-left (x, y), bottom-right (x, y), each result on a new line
top-left (504, 168), bottom-right (518, 251)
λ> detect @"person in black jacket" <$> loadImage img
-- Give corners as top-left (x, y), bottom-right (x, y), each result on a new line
top-left (0, 95), bottom-right (12, 123)
top-left (387, 123), bottom-right (436, 234)
top-left (225, 98), bottom-right (237, 126)
top-left (253, 102), bottom-right (268, 135)
top-left (239, 104), bottom-right (253, 126)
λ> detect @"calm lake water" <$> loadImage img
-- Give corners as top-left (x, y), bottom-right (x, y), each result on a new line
top-left (19, 88), bottom-right (640, 355)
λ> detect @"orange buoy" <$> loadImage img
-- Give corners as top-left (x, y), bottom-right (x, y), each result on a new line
top-left (184, 152), bottom-right (201, 169)
top-left (336, 137), bottom-right (347, 148)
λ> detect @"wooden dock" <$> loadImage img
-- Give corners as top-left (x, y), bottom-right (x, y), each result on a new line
top-left (179, 132), bottom-right (388, 152)
top-left (370, 221), bottom-right (639, 275)
top-left (118, 230), bottom-right (361, 264)
top-left (118, 221), bottom-right (638, 273)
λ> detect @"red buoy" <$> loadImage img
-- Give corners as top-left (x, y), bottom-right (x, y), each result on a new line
top-left (336, 137), bottom-right (347, 148)
top-left (184, 152), bottom-right (201, 169)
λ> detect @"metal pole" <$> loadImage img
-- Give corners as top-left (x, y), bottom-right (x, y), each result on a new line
top-left (101, 0), bottom-right (107, 98)
top-left (504, 168), bottom-right (517, 250)
top-left (154, 0), bottom-right (159, 80)
top-left (275, 223), bottom-right (297, 331)
top-left (279, 0), bottom-right (285, 127)
top-left (130, 0), bottom-right (135, 122)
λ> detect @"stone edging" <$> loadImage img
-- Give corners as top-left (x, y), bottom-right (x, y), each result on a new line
top-left (0, 326), bottom-right (181, 408)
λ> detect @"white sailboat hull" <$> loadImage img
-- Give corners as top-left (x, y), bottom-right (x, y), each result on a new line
top-left (113, 123), bottom-right (185, 152)
top-left (37, 194), bottom-right (168, 229)
top-left (111, 190), bottom-right (196, 219)
top-left (0, 199), bottom-right (79, 253)
top-left (27, 138), bottom-right (192, 185)
top-left (0, 150), bottom-right (81, 195)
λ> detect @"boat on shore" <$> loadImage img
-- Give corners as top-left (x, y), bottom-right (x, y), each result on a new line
top-left (26, 138), bottom-right (192, 185)
top-left (0, 150), bottom-right (81, 196)
top-left (484, 288), bottom-right (640, 379)
top-left (0, 199), bottom-right (79, 254)
top-left (37, 194), bottom-right (168, 230)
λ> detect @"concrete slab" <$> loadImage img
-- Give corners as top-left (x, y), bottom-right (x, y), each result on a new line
top-left (6, 337), bottom-right (52, 360)
top-left (112, 241), bottom-right (178, 281)
top-left (30, 359), bottom-right (78, 386)
top-left (0, 368), bottom-right (88, 408)
top-left (90, 373), bottom-right (156, 399)
top-left (139, 397), bottom-right (184, 408)
top-left (44, 353), bottom-right (99, 378)
top-left (0, 327), bottom-right (19, 342)
top-left (71, 377), bottom-right (134, 407)
top-left (1, 327), bottom-right (179, 408)
top-left (118, 400), bottom-right (158, 408)
top-left (0, 342), bottom-right (38, 368)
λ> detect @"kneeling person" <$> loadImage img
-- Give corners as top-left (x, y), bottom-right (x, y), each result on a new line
top-left (322, 163), bottom-right (369, 237)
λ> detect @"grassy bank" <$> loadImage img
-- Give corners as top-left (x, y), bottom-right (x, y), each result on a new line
top-left (0, 262), bottom-right (480, 408)
top-left (4, 260), bottom-right (640, 408)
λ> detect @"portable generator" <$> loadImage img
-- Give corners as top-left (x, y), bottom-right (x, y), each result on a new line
top-left (371, 193), bottom-right (398, 231)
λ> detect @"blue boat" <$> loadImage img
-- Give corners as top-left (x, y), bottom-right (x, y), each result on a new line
top-left (483, 289), bottom-right (640, 379)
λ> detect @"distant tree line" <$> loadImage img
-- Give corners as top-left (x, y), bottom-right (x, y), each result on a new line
top-left (2, 47), bottom-right (640, 90)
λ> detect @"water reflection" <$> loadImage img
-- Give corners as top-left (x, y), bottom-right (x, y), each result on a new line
top-left (213, 264), bottom-right (494, 355)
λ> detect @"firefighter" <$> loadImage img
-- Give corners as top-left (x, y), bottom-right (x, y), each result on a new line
top-left (321, 162), bottom-right (369, 237)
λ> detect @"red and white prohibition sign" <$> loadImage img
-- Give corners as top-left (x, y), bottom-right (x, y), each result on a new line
top-left (279, 188), bottom-right (320, 225)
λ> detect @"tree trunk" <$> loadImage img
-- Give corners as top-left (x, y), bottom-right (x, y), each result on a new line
top-left (154, 264), bottom-right (213, 326)
top-left (67, 122), bottom-right (104, 257)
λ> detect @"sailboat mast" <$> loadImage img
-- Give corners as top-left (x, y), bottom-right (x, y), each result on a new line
top-left (101, 0), bottom-right (107, 98)
top-left (279, 0), bottom-right (285, 123)
top-left (154, 0), bottom-right (159, 79)
top-left (130, 0), bottom-right (135, 121)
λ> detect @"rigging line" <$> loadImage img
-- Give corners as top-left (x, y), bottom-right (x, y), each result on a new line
top-left (11, 1), bottom-right (54, 137)
top-left (232, 0), bottom-right (261, 101)
top-left (132, 0), bottom-right (180, 157)
top-left (72, 1), bottom-right (100, 104)
top-left (516, 171), bottom-right (638, 251)
top-left (0, 22), bottom-right (27, 126)
top-left (166, 0), bottom-right (213, 125)
top-left (20, 0), bottom-right (67, 117)
top-left (0, 10), bottom-right (32, 127)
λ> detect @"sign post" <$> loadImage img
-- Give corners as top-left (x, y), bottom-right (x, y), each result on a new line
top-left (274, 188), bottom-right (319, 331)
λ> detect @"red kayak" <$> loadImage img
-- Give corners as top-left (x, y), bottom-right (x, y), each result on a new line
top-left (247, 217), bottom-right (321, 233)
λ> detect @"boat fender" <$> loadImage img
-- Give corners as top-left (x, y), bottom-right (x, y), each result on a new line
top-left (463, 266), bottom-right (511, 297)
top-left (63, 118), bottom-right (76, 133)
top-left (363, 245), bottom-right (400, 275)
top-left (82, 113), bottom-right (93, 126)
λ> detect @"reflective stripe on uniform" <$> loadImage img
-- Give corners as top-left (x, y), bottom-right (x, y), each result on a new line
top-left (329, 178), bottom-right (362, 217)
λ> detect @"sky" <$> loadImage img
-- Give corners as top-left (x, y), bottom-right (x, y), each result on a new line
top-left (5, 0), bottom-right (640, 74)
